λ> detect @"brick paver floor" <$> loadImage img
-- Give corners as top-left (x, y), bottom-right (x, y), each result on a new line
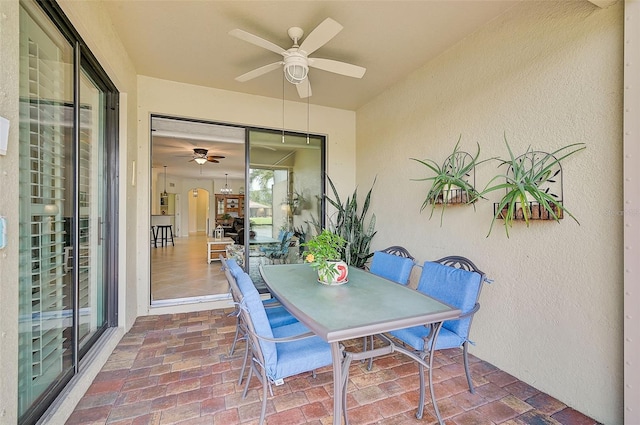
top-left (66, 310), bottom-right (600, 425)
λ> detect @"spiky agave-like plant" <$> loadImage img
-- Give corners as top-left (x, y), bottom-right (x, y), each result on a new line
top-left (324, 175), bottom-right (377, 268)
top-left (480, 135), bottom-right (586, 237)
top-left (411, 136), bottom-right (490, 225)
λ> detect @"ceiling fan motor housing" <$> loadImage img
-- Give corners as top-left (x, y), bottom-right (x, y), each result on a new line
top-left (193, 148), bottom-right (208, 156)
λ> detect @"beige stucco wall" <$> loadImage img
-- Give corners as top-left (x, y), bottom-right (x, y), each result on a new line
top-left (356, 1), bottom-right (623, 423)
top-left (0, 1), bottom-right (21, 422)
top-left (136, 75), bottom-right (356, 316)
top-left (57, 0), bottom-right (139, 331)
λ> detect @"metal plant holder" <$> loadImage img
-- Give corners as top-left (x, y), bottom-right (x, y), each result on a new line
top-left (432, 150), bottom-right (477, 205)
top-left (493, 150), bottom-right (564, 221)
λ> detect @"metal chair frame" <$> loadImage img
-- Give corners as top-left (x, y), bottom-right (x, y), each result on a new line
top-left (381, 256), bottom-right (490, 393)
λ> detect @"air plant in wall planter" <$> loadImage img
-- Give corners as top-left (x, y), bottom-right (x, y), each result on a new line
top-left (411, 136), bottom-right (492, 225)
top-left (480, 135), bottom-right (586, 237)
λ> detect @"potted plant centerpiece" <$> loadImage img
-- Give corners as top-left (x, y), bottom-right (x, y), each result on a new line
top-left (302, 229), bottom-right (349, 285)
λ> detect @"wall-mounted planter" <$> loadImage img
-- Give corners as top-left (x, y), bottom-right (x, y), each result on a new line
top-left (411, 137), bottom-right (490, 224)
top-left (482, 137), bottom-right (585, 237)
top-left (434, 187), bottom-right (471, 205)
top-left (495, 201), bottom-right (564, 221)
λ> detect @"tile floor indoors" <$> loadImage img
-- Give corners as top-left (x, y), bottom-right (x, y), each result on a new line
top-left (66, 309), bottom-right (601, 425)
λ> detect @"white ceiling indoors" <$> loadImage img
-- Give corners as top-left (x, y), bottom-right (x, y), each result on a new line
top-left (104, 1), bottom-right (519, 180)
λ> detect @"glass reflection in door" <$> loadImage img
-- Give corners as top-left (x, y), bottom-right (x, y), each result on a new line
top-left (247, 129), bottom-right (324, 273)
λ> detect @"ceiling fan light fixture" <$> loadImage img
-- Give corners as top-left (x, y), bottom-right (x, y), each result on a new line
top-left (194, 157), bottom-right (207, 165)
top-left (284, 56), bottom-right (308, 84)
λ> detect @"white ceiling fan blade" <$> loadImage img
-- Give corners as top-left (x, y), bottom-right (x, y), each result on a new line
top-left (298, 18), bottom-right (343, 56)
top-left (309, 58), bottom-right (366, 78)
top-left (296, 77), bottom-right (312, 98)
top-left (229, 29), bottom-right (286, 55)
top-left (235, 62), bottom-right (282, 82)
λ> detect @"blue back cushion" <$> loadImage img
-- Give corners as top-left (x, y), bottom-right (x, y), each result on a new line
top-left (237, 272), bottom-right (259, 298)
top-left (370, 251), bottom-right (414, 285)
top-left (226, 258), bottom-right (243, 279)
top-left (417, 261), bottom-right (482, 337)
top-left (242, 288), bottom-right (278, 376)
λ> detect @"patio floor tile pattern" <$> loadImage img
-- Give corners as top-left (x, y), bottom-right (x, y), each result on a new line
top-left (66, 310), bottom-right (601, 425)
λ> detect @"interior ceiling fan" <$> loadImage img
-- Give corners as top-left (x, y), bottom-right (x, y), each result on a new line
top-left (189, 148), bottom-right (225, 164)
top-left (229, 17), bottom-right (366, 99)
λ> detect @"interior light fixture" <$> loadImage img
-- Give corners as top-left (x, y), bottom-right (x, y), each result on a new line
top-left (162, 165), bottom-right (168, 197)
top-left (221, 173), bottom-right (233, 194)
top-left (283, 56), bottom-right (308, 85)
top-left (192, 188), bottom-right (198, 197)
top-left (194, 157), bottom-right (207, 165)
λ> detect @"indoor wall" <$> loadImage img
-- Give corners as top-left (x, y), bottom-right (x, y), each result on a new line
top-left (356, 1), bottom-right (623, 423)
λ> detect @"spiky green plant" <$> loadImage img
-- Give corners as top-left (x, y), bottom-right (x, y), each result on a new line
top-left (324, 175), bottom-right (377, 268)
top-left (411, 136), bottom-right (492, 225)
top-left (480, 135), bottom-right (586, 237)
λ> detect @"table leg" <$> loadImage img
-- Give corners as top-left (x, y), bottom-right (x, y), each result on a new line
top-left (428, 322), bottom-right (445, 425)
top-left (331, 342), bottom-right (343, 425)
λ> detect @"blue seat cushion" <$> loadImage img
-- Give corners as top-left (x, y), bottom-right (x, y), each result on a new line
top-left (370, 251), bottom-right (414, 285)
top-left (264, 304), bottom-right (299, 328)
top-left (389, 325), bottom-right (466, 351)
top-left (417, 261), bottom-right (482, 338)
top-left (270, 323), bottom-right (333, 381)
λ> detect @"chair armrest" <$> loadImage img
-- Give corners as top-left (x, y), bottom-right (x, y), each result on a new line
top-left (458, 302), bottom-right (480, 320)
top-left (250, 330), bottom-right (316, 343)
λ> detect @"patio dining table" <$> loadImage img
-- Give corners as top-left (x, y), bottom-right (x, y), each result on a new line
top-left (259, 263), bottom-right (460, 425)
top-left (248, 235), bottom-right (280, 246)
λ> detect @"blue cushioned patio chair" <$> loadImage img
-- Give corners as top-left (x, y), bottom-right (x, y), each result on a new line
top-left (221, 257), bottom-right (298, 385)
top-left (374, 256), bottom-right (490, 419)
top-left (387, 256), bottom-right (489, 397)
top-left (369, 247), bottom-right (416, 285)
top-left (238, 283), bottom-right (334, 425)
top-left (260, 230), bottom-right (293, 264)
top-left (365, 247), bottom-right (416, 359)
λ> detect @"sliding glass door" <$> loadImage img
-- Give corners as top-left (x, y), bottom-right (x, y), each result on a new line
top-left (18, 1), bottom-right (117, 423)
top-left (247, 129), bottom-right (325, 271)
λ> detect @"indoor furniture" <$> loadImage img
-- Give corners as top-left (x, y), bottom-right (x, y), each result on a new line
top-left (206, 237), bottom-right (234, 263)
top-left (155, 224), bottom-right (174, 247)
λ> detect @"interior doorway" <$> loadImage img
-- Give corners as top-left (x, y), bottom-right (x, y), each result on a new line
top-left (150, 116), bottom-right (246, 305)
top-left (148, 116), bottom-right (326, 305)
top-left (188, 187), bottom-right (209, 234)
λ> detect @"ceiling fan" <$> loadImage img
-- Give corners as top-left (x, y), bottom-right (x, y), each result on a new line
top-left (229, 17), bottom-right (366, 98)
top-left (189, 148), bottom-right (225, 164)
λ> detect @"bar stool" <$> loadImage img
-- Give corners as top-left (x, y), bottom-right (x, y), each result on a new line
top-left (151, 226), bottom-right (158, 248)
top-left (156, 225), bottom-right (174, 247)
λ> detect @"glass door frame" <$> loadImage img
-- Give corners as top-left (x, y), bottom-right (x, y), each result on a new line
top-left (18, 1), bottom-right (119, 424)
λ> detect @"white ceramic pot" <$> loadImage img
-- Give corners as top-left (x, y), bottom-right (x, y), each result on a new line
top-left (317, 260), bottom-right (349, 285)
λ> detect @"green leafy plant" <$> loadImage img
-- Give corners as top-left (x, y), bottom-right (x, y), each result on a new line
top-left (411, 136), bottom-right (491, 225)
top-left (302, 229), bottom-right (347, 279)
top-left (480, 135), bottom-right (586, 237)
top-left (324, 175), bottom-right (377, 268)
